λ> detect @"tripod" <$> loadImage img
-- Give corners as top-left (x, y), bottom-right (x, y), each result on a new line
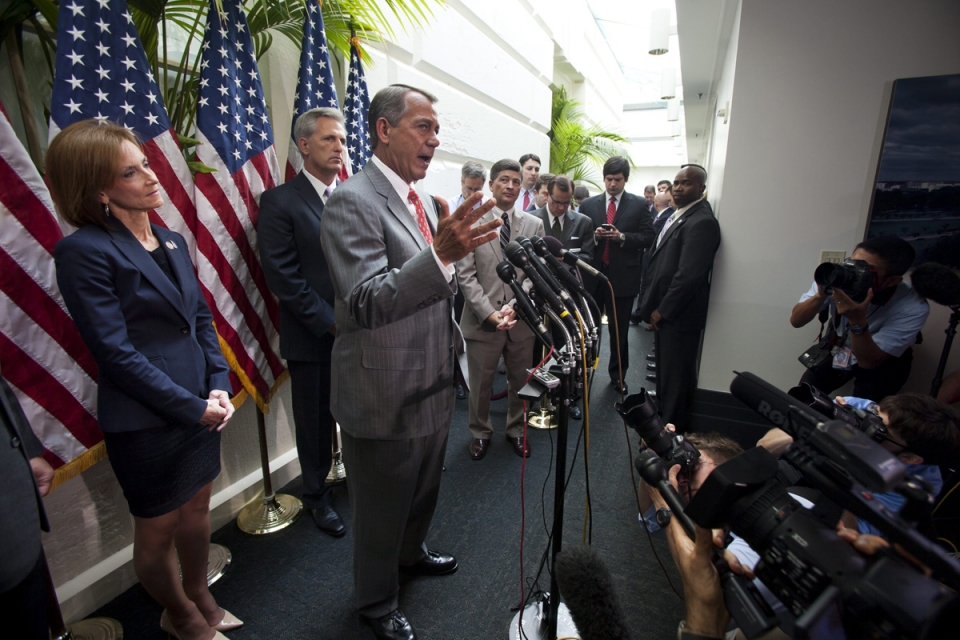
top-left (930, 306), bottom-right (960, 398)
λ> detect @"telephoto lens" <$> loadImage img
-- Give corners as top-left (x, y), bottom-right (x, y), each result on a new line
top-left (616, 389), bottom-right (700, 474)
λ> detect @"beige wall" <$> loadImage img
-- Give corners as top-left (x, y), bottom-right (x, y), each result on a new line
top-left (698, 0), bottom-right (960, 395)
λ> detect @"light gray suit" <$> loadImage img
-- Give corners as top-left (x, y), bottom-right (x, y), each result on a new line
top-left (458, 207), bottom-right (544, 439)
top-left (320, 160), bottom-right (461, 618)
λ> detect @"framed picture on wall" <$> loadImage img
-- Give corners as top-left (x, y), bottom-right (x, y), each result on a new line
top-left (865, 73), bottom-right (960, 268)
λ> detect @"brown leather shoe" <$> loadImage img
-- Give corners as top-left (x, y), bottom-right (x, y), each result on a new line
top-left (469, 438), bottom-right (490, 460)
top-left (506, 435), bottom-right (530, 458)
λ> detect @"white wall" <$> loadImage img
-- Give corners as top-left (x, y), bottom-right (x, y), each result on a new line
top-left (698, 0), bottom-right (960, 394)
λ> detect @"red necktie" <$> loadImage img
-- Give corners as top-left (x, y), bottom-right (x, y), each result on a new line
top-left (602, 196), bottom-right (616, 265)
top-left (523, 190), bottom-right (531, 211)
top-left (407, 188), bottom-right (434, 244)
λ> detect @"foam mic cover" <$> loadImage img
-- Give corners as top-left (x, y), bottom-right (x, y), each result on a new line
top-left (554, 546), bottom-right (631, 640)
top-left (911, 262), bottom-right (960, 307)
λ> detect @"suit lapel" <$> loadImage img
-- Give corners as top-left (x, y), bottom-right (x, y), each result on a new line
top-left (365, 162), bottom-right (427, 251)
top-left (652, 202), bottom-right (701, 257)
top-left (561, 211), bottom-right (576, 244)
top-left (109, 223), bottom-right (190, 323)
top-left (612, 193), bottom-right (631, 227)
top-left (293, 171), bottom-right (325, 223)
top-left (482, 208), bottom-right (503, 261)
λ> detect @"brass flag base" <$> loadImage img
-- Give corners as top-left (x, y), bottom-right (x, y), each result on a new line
top-left (528, 407), bottom-right (558, 430)
top-left (206, 544), bottom-right (232, 585)
top-left (57, 617), bottom-right (124, 640)
top-left (237, 493), bottom-right (303, 535)
top-left (326, 455), bottom-right (346, 484)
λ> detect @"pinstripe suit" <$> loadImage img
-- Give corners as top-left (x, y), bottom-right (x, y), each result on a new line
top-left (320, 159), bottom-right (461, 617)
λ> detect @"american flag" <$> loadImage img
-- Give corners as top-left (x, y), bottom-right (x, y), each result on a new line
top-left (0, 101), bottom-right (100, 475)
top-left (285, 0), bottom-right (339, 182)
top-left (343, 40), bottom-right (372, 175)
top-left (193, 0), bottom-right (284, 408)
top-left (49, 0), bottom-right (200, 261)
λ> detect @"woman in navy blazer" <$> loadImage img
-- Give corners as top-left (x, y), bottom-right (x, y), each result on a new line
top-left (49, 121), bottom-right (239, 640)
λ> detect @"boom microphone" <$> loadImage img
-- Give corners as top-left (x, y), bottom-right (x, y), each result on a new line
top-left (911, 262), bottom-right (960, 307)
top-left (554, 546), bottom-right (631, 640)
top-left (543, 235), bottom-right (609, 282)
top-left (495, 261), bottom-right (552, 348)
top-left (530, 235), bottom-right (588, 297)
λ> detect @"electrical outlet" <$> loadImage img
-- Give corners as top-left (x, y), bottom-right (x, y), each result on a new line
top-left (820, 250), bottom-right (846, 264)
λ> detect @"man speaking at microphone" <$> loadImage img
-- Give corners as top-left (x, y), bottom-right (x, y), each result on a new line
top-left (459, 159), bottom-right (545, 461)
top-left (321, 84), bottom-right (500, 640)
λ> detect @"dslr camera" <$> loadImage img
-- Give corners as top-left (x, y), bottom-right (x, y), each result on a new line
top-left (814, 259), bottom-right (877, 303)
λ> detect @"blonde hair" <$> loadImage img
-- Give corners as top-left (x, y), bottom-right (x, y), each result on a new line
top-left (45, 120), bottom-right (141, 228)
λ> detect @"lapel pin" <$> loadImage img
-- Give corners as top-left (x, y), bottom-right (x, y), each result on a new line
top-left (165, 240), bottom-right (177, 250)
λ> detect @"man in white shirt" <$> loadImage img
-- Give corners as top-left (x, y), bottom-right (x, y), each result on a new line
top-left (517, 153), bottom-right (541, 213)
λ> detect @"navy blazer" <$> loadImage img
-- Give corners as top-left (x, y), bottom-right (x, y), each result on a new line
top-left (54, 221), bottom-right (231, 433)
top-left (580, 191), bottom-right (655, 296)
top-left (257, 171), bottom-right (336, 363)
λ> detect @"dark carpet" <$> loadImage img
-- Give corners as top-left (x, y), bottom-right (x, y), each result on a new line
top-left (90, 321), bottom-right (688, 639)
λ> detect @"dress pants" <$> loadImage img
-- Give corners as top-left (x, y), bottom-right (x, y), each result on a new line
top-left (466, 332), bottom-right (535, 440)
top-left (341, 428), bottom-right (449, 618)
top-left (596, 270), bottom-right (633, 383)
top-left (0, 551), bottom-right (48, 640)
top-left (655, 324), bottom-right (702, 432)
top-left (288, 359), bottom-right (334, 509)
top-left (799, 347), bottom-right (913, 402)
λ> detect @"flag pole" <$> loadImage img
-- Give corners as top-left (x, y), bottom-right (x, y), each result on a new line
top-left (236, 406), bottom-right (303, 534)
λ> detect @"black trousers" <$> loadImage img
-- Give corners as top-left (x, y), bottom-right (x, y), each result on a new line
top-left (799, 347), bottom-right (914, 402)
top-left (288, 358), bottom-right (334, 509)
top-left (596, 276), bottom-right (633, 383)
top-left (0, 551), bottom-right (48, 640)
top-left (655, 325), bottom-right (702, 433)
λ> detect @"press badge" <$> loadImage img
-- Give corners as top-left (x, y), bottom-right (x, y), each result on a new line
top-left (832, 347), bottom-right (853, 370)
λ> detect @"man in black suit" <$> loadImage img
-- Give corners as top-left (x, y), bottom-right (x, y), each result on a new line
top-left (0, 375), bottom-right (53, 639)
top-left (581, 157), bottom-right (655, 393)
top-left (643, 185), bottom-right (656, 213)
top-left (518, 153), bottom-right (541, 214)
top-left (259, 108), bottom-right (346, 537)
top-left (534, 174), bottom-right (595, 263)
top-left (639, 165), bottom-right (721, 432)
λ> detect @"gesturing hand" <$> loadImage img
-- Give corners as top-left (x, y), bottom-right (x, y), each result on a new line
top-left (433, 193), bottom-right (501, 265)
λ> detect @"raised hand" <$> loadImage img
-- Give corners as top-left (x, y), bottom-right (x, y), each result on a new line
top-left (433, 193), bottom-right (501, 265)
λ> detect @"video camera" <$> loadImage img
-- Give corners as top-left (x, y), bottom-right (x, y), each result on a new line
top-left (788, 382), bottom-right (887, 442)
top-left (678, 372), bottom-right (960, 639)
top-left (814, 259), bottom-right (877, 303)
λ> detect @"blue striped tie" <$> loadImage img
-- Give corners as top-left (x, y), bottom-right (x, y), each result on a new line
top-left (499, 211), bottom-right (511, 251)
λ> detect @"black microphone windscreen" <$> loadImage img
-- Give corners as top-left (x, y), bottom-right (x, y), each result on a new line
top-left (504, 241), bottom-right (527, 265)
top-left (554, 546), bottom-right (631, 640)
top-left (543, 235), bottom-right (565, 256)
top-left (496, 261), bottom-right (516, 283)
top-left (911, 262), bottom-right (960, 307)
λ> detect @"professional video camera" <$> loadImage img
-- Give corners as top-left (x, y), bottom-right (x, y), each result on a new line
top-left (615, 389), bottom-right (700, 474)
top-left (814, 259), bottom-right (877, 303)
top-left (788, 382), bottom-right (886, 440)
top-left (678, 372), bottom-right (960, 639)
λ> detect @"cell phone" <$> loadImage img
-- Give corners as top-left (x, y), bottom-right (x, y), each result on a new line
top-left (600, 224), bottom-right (614, 231)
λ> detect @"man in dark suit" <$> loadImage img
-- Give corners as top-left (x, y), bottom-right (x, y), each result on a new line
top-left (639, 165), bottom-right (721, 432)
top-left (528, 172), bottom-right (553, 212)
top-left (321, 85), bottom-right (500, 640)
top-left (633, 191), bottom-right (675, 325)
top-left (580, 156), bottom-right (655, 393)
top-left (518, 153), bottom-right (541, 213)
top-left (0, 375), bottom-right (53, 639)
top-left (534, 174), bottom-right (595, 263)
top-left (259, 108), bottom-right (346, 537)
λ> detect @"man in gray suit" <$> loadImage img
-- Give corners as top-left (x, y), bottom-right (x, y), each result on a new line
top-left (0, 375), bottom-right (53, 638)
top-left (320, 85), bottom-right (500, 640)
top-left (259, 107), bottom-right (346, 536)
top-left (459, 159), bottom-right (545, 461)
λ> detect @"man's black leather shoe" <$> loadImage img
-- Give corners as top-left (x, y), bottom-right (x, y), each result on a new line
top-left (647, 362), bottom-right (657, 371)
top-left (365, 609), bottom-right (416, 640)
top-left (645, 373), bottom-right (657, 383)
top-left (569, 404), bottom-right (582, 420)
top-left (646, 352), bottom-right (656, 361)
top-left (310, 505), bottom-right (346, 537)
top-left (456, 383), bottom-right (467, 399)
top-left (610, 379), bottom-right (628, 395)
top-left (400, 549), bottom-right (458, 577)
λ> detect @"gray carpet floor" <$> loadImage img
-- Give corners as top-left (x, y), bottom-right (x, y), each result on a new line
top-left (89, 322), bottom-right (687, 639)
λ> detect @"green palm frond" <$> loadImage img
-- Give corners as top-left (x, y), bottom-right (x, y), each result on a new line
top-left (549, 86), bottom-right (631, 189)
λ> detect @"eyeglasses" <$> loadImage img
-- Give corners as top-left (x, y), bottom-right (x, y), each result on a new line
top-left (548, 195), bottom-right (571, 208)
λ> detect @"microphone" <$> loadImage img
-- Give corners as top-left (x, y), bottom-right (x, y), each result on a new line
top-left (496, 261), bottom-right (552, 348)
top-left (504, 241), bottom-right (578, 336)
top-left (543, 235), bottom-right (609, 282)
top-left (729, 371), bottom-right (823, 439)
top-left (911, 262), bottom-right (960, 307)
top-left (530, 235), bottom-right (588, 297)
top-left (516, 236), bottom-right (574, 304)
top-left (554, 546), bottom-right (631, 640)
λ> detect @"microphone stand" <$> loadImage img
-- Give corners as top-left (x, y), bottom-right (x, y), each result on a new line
top-left (930, 305), bottom-right (960, 398)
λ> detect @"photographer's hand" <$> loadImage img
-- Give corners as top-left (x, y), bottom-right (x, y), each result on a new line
top-left (832, 288), bottom-right (872, 326)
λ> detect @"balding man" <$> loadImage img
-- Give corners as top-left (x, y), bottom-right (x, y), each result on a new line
top-left (639, 165), bottom-right (720, 432)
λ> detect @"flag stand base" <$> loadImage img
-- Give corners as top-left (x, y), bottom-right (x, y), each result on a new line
top-left (55, 617), bottom-right (123, 640)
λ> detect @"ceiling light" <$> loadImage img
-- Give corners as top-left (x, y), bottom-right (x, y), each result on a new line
top-left (660, 68), bottom-right (676, 100)
top-left (671, 122), bottom-right (681, 137)
top-left (649, 9), bottom-right (670, 55)
top-left (667, 98), bottom-right (680, 121)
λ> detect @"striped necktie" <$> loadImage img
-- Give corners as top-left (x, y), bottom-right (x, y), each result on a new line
top-left (407, 188), bottom-right (433, 244)
top-left (499, 211), bottom-right (511, 251)
top-left (602, 196), bottom-right (616, 265)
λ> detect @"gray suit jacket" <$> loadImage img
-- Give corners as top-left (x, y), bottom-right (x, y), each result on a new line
top-left (320, 161), bottom-right (460, 440)
top-left (0, 377), bottom-right (49, 591)
top-left (533, 207), bottom-right (596, 263)
top-left (458, 208), bottom-right (544, 342)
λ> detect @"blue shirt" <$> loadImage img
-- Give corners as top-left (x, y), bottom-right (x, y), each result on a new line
top-left (840, 396), bottom-right (943, 536)
top-left (799, 281), bottom-right (929, 358)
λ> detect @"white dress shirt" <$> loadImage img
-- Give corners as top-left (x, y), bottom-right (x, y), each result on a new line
top-left (371, 155), bottom-right (454, 281)
top-left (302, 169), bottom-right (336, 204)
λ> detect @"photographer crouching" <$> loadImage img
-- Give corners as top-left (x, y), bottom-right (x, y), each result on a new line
top-left (791, 236), bottom-right (928, 401)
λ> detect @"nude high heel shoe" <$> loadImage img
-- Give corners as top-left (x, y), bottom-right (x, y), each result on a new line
top-left (160, 610), bottom-right (235, 638)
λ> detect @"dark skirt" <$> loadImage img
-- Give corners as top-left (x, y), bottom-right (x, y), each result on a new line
top-left (103, 423), bottom-right (221, 518)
